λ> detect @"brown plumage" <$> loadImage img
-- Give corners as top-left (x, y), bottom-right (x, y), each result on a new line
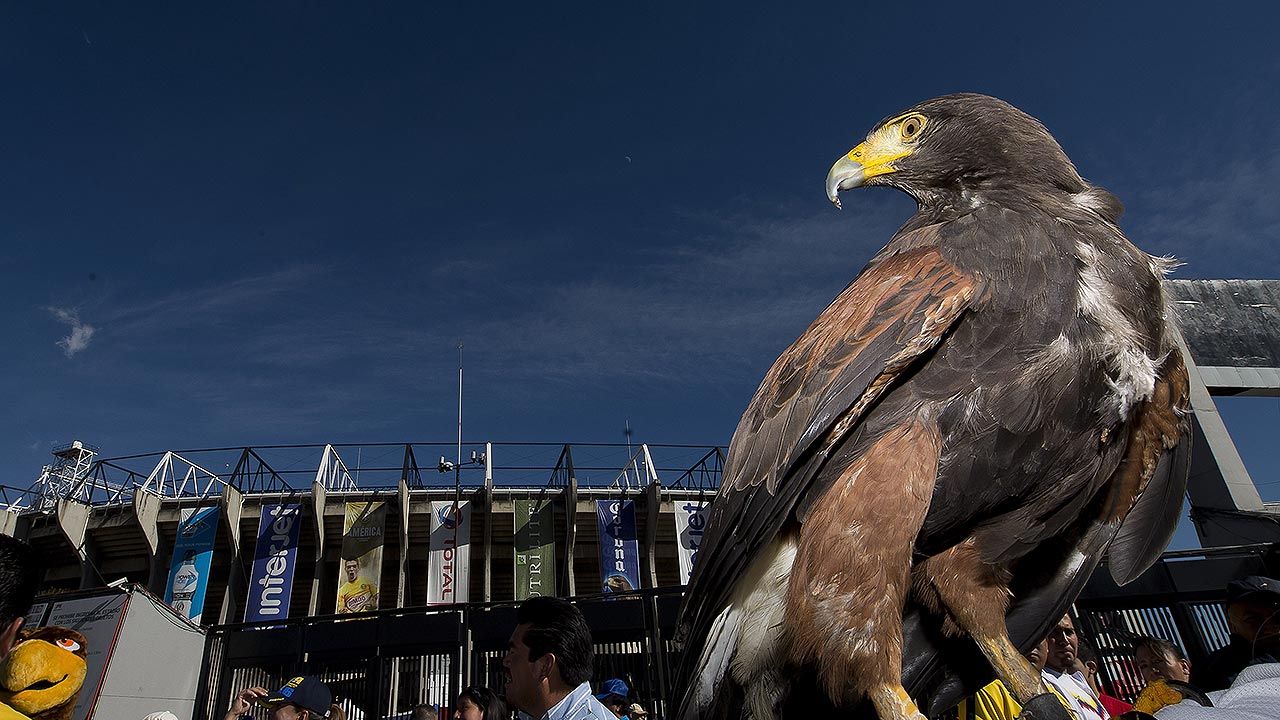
top-left (674, 94), bottom-right (1191, 720)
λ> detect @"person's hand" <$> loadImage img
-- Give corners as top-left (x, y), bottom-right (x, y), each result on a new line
top-left (226, 686), bottom-right (268, 718)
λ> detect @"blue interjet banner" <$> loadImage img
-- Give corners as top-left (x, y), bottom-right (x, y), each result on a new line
top-left (165, 505), bottom-right (220, 624)
top-left (244, 503), bottom-right (303, 622)
top-left (596, 499), bottom-right (641, 593)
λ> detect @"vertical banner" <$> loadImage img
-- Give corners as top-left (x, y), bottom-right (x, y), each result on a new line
top-left (674, 499), bottom-right (712, 585)
top-left (336, 502), bottom-right (386, 614)
top-left (513, 498), bottom-right (556, 600)
top-left (428, 500), bottom-right (471, 605)
top-left (244, 503), bottom-right (303, 622)
top-left (596, 499), bottom-right (640, 593)
top-left (165, 505), bottom-right (219, 623)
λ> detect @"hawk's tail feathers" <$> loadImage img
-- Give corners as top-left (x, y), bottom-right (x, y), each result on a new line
top-left (675, 604), bottom-right (741, 720)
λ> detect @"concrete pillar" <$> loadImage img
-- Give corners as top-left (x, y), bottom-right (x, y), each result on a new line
top-left (397, 478), bottom-right (410, 609)
top-left (644, 481), bottom-right (660, 589)
top-left (1171, 331), bottom-right (1280, 546)
top-left (1177, 332), bottom-right (1265, 512)
top-left (308, 480), bottom-right (327, 615)
top-left (0, 511), bottom-right (17, 538)
top-left (218, 484), bottom-right (244, 624)
top-left (482, 444), bottom-right (494, 602)
top-left (131, 489), bottom-right (165, 592)
top-left (56, 499), bottom-right (100, 589)
top-left (564, 479), bottom-right (577, 597)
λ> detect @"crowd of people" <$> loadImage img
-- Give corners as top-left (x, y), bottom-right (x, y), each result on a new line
top-left (1, 533), bottom-right (1277, 720)
top-left (951, 575), bottom-right (1280, 720)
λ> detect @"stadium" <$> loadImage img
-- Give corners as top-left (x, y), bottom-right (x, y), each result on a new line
top-left (4, 279), bottom-right (1280, 719)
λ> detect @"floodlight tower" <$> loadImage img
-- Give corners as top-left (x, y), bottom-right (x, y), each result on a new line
top-left (34, 440), bottom-right (98, 509)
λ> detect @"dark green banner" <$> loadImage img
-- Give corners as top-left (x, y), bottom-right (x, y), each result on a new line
top-left (514, 498), bottom-right (556, 599)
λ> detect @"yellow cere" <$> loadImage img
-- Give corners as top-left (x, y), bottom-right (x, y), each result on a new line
top-left (848, 114), bottom-right (924, 180)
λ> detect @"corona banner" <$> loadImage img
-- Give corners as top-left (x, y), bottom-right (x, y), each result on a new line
top-left (514, 498), bottom-right (556, 599)
top-left (428, 500), bottom-right (471, 604)
top-left (244, 503), bottom-right (303, 621)
top-left (596, 499), bottom-right (640, 593)
top-left (336, 502), bottom-right (386, 614)
top-left (674, 499), bottom-right (712, 585)
top-left (164, 505), bottom-right (219, 623)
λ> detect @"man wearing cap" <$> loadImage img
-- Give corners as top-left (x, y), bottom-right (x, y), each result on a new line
top-left (503, 597), bottom-right (614, 720)
top-left (595, 679), bottom-right (630, 719)
top-left (1195, 575), bottom-right (1280, 691)
top-left (224, 676), bottom-right (336, 720)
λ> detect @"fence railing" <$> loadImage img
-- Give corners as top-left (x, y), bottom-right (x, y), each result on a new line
top-left (198, 588), bottom-right (683, 720)
top-left (198, 544), bottom-right (1280, 719)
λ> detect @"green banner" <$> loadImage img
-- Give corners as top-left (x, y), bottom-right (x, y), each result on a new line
top-left (514, 498), bottom-right (556, 599)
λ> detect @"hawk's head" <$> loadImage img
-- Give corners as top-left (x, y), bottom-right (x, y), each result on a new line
top-left (826, 93), bottom-right (1089, 208)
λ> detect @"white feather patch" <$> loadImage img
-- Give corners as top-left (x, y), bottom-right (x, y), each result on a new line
top-left (1075, 241), bottom-right (1159, 418)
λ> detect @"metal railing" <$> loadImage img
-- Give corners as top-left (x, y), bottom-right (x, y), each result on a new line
top-left (197, 544), bottom-right (1280, 719)
top-left (198, 587), bottom-right (684, 720)
top-left (3, 442), bottom-right (727, 515)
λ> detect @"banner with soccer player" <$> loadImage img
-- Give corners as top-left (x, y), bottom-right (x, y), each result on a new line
top-left (514, 497), bottom-right (556, 600)
top-left (674, 498), bottom-right (712, 585)
top-left (427, 500), bottom-right (471, 605)
top-left (165, 505), bottom-right (220, 623)
top-left (596, 499), bottom-right (640, 593)
top-left (244, 503), bottom-right (303, 621)
top-left (336, 501), bottom-right (386, 614)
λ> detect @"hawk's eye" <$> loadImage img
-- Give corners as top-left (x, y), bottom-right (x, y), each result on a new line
top-left (56, 637), bottom-right (81, 652)
top-left (900, 115), bottom-right (925, 141)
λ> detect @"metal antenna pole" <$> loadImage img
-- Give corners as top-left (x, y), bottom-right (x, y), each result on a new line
top-left (456, 343), bottom-right (463, 499)
top-left (452, 343), bottom-right (463, 604)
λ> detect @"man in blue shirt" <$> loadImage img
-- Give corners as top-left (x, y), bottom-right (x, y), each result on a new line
top-left (504, 597), bottom-right (614, 720)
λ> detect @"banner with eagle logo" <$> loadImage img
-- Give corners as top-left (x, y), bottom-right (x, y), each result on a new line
top-left (596, 499), bottom-right (640, 594)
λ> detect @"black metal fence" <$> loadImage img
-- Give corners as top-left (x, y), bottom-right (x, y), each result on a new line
top-left (197, 544), bottom-right (1280, 719)
top-left (197, 589), bottom-right (684, 720)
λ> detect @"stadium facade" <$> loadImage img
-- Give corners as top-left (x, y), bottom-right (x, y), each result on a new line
top-left (1, 441), bottom-right (722, 624)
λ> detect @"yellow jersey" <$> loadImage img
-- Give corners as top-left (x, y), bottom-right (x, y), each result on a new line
top-left (337, 579), bottom-right (378, 613)
top-left (954, 680), bottom-right (1076, 720)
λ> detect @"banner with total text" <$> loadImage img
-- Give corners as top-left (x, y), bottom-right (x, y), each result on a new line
top-left (596, 499), bottom-right (640, 593)
top-left (337, 501), bottom-right (386, 614)
top-left (428, 500), bottom-right (471, 605)
top-left (514, 497), bottom-right (556, 600)
top-left (244, 503), bottom-right (303, 622)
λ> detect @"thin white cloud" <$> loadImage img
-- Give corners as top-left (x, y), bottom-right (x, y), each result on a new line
top-left (46, 307), bottom-right (96, 358)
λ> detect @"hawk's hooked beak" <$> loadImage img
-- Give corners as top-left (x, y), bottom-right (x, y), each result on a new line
top-left (826, 126), bottom-right (916, 208)
top-left (826, 152), bottom-right (866, 209)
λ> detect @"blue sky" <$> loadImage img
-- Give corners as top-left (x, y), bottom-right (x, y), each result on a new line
top-left (3, 4), bottom-right (1278, 548)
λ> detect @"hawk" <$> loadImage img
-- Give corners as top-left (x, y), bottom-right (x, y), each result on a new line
top-left (674, 94), bottom-right (1191, 720)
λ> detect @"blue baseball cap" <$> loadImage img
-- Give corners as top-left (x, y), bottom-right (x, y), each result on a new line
top-left (259, 676), bottom-right (333, 715)
top-left (595, 678), bottom-right (630, 701)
